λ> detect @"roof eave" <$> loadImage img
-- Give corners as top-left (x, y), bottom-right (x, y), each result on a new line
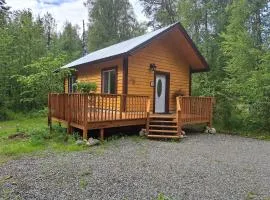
top-left (191, 67), bottom-right (210, 73)
top-left (175, 23), bottom-right (210, 72)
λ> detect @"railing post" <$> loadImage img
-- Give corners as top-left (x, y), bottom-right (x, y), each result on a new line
top-left (67, 94), bottom-right (72, 134)
top-left (48, 93), bottom-right (52, 132)
top-left (120, 95), bottom-right (124, 119)
top-left (176, 96), bottom-right (182, 136)
top-left (146, 97), bottom-right (151, 134)
top-left (83, 94), bottom-right (88, 139)
top-left (208, 97), bottom-right (214, 127)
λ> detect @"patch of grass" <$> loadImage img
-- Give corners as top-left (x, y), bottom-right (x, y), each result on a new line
top-left (214, 123), bottom-right (270, 141)
top-left (246, 191), bottom-right (257, 200)
top-left (239, 131), bottom-right (270, 141)
top-left (79, 169), bottom-right (92, 177)
top-left (0, 116), bottom-right (47, 138)
top-left (79, 178), bottom-right (88, 190)
top-left (130, 135), bottom-right (144, 143)
top-left (218, 129), bottom-right (270, 141)
top-left (156, 193), bottom-right (172, 200)
top-left (0, 116), bottom-right (86, 164)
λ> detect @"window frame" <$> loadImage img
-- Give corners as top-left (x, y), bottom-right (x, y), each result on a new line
top-left (101, 66), bottom-right (118, 94)
top-left (68, 75), bottom-right (77, 93)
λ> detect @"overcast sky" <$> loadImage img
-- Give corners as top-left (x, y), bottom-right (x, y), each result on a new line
top-left (7, 0), bottom-right (148, 33)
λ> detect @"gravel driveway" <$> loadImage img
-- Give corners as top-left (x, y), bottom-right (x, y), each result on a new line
top-left (1, 134), bottom-right (270, 200)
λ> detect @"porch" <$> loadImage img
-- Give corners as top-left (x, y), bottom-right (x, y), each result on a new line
top-left (48, 93), bottom-right (214, 140)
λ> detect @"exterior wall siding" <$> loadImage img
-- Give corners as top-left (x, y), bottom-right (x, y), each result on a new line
top-left (64, 58), bottom-right (123, 94)
top-left (63, 32), bottom-right (190, 113)
top-left (128, 35), bottom-right (190, 112)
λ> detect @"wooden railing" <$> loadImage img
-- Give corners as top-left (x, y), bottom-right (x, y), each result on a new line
top-left (176, 96), bottom-right (214, 126)
top-left (48, 93), bottom-right (150, 126)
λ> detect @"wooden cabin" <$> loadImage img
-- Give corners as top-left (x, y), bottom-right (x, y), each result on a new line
top-left (48, 22), bottom-right (214, 140)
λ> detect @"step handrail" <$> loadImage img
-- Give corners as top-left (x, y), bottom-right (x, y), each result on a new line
top-left (176, 96), bottom-right (182, 136)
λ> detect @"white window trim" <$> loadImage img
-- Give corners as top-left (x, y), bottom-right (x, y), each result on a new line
top-left (102, 69), bottom-right (116, 94)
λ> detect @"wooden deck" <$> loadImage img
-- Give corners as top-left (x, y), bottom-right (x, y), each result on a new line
top-left (48, 93), bottom-right (214, 140)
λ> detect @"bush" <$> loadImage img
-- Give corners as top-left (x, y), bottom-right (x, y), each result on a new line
top-left (30, 127), bottom-right (51, 146)
top-left (73, 81), bottom-right (97, 93)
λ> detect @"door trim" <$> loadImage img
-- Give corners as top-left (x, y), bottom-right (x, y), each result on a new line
top-left (153, 71), bottom-right (170, 113)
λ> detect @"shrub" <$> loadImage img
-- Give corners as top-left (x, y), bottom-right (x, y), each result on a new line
top-left (73, 81), bottom-right (97, 93)
top-left (30, 127), bottom-right (51, 146)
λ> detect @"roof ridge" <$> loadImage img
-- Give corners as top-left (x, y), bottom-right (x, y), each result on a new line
top-left (61, 22), bottom-right (179, 69)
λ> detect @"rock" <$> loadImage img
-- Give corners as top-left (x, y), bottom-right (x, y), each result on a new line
top-left (139, 129), bottom-right (146, 136)
top-left (76, 140), bottom-right (85, 146)
top-left (209, 128), bottom-right (216, 134)
top-left (86, 138), bottom-right (100, 146)
top-left (204, 126), bottom-right (210, 134)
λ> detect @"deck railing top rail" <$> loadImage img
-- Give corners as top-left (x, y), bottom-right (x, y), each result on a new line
top-left (49, 93), bottom-right (149, 98)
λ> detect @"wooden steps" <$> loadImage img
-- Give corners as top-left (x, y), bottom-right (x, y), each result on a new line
top-left (148, 129), bottom-right (178, 133)
top-left (146, 114), bottom-right (182, 139)
top-left (149, 120), bottom-right (177, 124)
top-left (149, 125), bottom-right (178, 128)
top-left (147, 135), bottom-right (181, 139)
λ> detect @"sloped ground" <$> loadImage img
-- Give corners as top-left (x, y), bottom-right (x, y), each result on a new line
top-left (0, 134), bottom-right (270, 200)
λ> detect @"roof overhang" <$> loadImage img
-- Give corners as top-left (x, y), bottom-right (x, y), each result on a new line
top-left (59, 22), bottom-right (209, 73)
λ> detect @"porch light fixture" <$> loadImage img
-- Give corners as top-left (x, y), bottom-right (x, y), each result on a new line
top-left (149, 63), bottom-right (157, 72)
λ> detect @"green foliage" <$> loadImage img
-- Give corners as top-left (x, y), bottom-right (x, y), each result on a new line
top-left (0, 0), bottom-right (269, 135)
top-left (85, 0), bottom-right (146, 51)
top-left (156, 193), bottom-right (171, 200)
top-left (0, 8), bottom-right (82, 116)
top-left (73, 81), bottom-right (97, 93)
top-left (57, 22), bottom-right (82, 60)
top-left (16, 54), bottom-right (70, 110)
top-left (139, 0), bottom-right (270, 133)
top-left (0, 116), bottom-right (85, 160)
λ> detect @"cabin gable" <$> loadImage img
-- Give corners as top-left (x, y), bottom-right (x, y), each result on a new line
top-left (128, 27), bottom-right (191, 112)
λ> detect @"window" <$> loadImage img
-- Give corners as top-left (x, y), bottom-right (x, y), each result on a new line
top-left (68, 75), bottom-right (77, 93)
top-left (102, 67), bottom-right (117, 94)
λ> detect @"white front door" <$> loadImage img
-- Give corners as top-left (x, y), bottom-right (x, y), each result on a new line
top-left (155, 74), bottom-right (167, 113)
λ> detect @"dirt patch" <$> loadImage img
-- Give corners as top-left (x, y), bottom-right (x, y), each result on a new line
top-left (8, 132), bottom-right (29, 140)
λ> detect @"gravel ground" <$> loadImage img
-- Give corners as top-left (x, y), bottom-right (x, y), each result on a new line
top-left (1, 133), bottom-right (270, 200)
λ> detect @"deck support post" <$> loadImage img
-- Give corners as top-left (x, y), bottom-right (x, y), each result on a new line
top-left (83, 128), bottom-right (88, 140)
top-left (67, 126), bottom-right (73, 135)
top-left (100, 128), bottom-right (104, 141)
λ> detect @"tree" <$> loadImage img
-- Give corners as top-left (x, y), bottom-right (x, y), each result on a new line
top-left (42, 12), bottom-right (56, 50)
top-left (220, 0), bottom-right (270, 130)
top-left (85, 0), bottom-right (145, 51)
top-left (0, 0), bottom-right (10, 26)
top-left (57, 22), bottom-right (82, 61)
top-left (16, 54), bottom-right (70, 110)
top-left (139, 0), bottom-right (177, 28)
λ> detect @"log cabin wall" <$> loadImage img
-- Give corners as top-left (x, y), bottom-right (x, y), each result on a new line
top-left (64, 58), bottom-right (123, 94)
top-left (128, 28), bottom-right (190, 112)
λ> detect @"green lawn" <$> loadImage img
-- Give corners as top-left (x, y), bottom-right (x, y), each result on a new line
top-left (0, 116), bottom-right (86, 165)
top-left (0, 117), bottom-right (47, 137)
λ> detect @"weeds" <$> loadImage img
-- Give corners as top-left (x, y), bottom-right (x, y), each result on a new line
top-left (0, 117), bottom-right (85, 163)
top-left (156, 193), bottom-right (172, 200)
top-left (79, 178), bottom-right (88, 190)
